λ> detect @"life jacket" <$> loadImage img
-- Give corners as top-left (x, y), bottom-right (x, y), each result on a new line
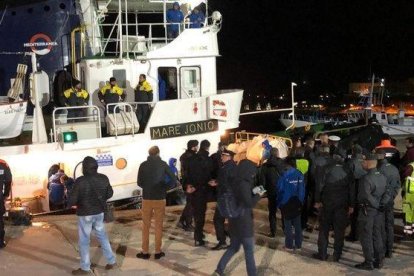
top-left (405, 162), bottom-right (414, 195)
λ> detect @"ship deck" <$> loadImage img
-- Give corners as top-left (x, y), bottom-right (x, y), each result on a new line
top-left (1, 201), bottom-right (413, 275)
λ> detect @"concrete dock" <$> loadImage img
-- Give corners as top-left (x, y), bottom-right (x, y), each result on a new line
top-left (0, 201), bottom-right (413, 275)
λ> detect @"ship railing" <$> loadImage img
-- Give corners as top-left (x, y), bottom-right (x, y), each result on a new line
top-left (98, 21), bottom-right (187, 56)
top-left (52, 106), bottom-right (102, 143)
top-left (105, 102), bottom-right (144, 137)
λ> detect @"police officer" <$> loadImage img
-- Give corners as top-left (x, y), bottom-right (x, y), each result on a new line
top-left (313, 149), bottom-right (354, 261)
top-left (98, 77), bottom-right (125, 113)
top-left (209, 148), bottom-right (237, 250)
top-left (0, 159), bottom-right (12, 248)
top-left (355, 153), bottom-right (387, 271)
top-left (63, 79), bottom-right (89, 122)
top-left (345, 144), bottom-right (367, 242)
top-left (186, 140), bottom-right (213, 246)
top-left (376, 149), bottom-right (401, 258)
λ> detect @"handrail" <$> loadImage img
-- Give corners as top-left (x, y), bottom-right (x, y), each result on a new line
top-left (52, 105), bottom-right (102, 142)
top-left (106, 102), bottom-right (136, 137)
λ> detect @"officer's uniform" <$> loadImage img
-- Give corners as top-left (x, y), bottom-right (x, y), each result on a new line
top-left (357, 163), bottom-right (386, 269)
top-left (346, 153), bottom-right (367, 241)
top-left (98, 84), bottom-right (125, 113)
top-left (0, 160), bottom-right (12, 248)
top-left (378, 158), bottom-right (400, 257)
top-left (315, 158), bottom-right (354, 261)
top-left (63, 86), bottom-right (89, 121)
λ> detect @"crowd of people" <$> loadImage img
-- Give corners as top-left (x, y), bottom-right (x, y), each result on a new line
top-left (133, 133), bottom-right (414, 275)
top-left (2, 132), bottom-right (414, 275)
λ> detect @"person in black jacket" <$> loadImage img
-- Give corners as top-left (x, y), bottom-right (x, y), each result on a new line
top-left (69, 156), bottom-right (116, 275)
top-left (0, 159), bottom-right (12, 249)
top-left (313, 150), bottom-right (355, 262)
top-left (260, 148), bottom-right (284, 237)
top-left (215, 158), bottom-right (262, 276)
top-left (177, 140), bottom-right (198, 231)
top-left (136, 146), bottom-right (176, 260)
top-left (187, 139), bottom-right (213, 246)
top-left (209, 148), bottom-right (237, 250)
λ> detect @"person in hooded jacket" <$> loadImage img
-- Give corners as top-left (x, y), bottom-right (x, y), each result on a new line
top-left (136, 146), bottom-right (176, 260)
top-left (165, 158), bottom-right (185, 206)
top-left (214, 157), bottom-right (262, 276)
top-left (98, 77), bottom-right (125, 114)
top-left (166, 2), bottom-right (184, 38)
top-left (69, 157), bottom-right (116, 275)
top-left (188, 7), bottom-right (205, 28)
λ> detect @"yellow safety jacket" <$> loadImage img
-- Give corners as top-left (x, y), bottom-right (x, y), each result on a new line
top-left (63, 87), bottom-right (89, 106)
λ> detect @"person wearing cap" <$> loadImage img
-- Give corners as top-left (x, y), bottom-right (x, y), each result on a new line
top-left (208, 148), bottom-right (237, 250)
top-left (313, 149), bottom-right (354, 262)
top-left (355, 153), bottom-right (387, 271)
top-left (188, 6), bottom-right (205, 28)
top-left (328, 135), bottom-right (341, 154)
top-left (186, 140), bottom-right (213, 246)
top-left (177, 140), bottom-right (199, 231)
top-left (63, 79), bottom-right (89, 122)
top-left (215, 151), bottom-right (262, 276)
top-left (166, 2), bottom-right (184, 39)
top-left (345, 144), bottom-right (368, 242)
top-left (376, 149), bottom-right (401, 258)
top-left (375, 135), bottom-right (400, 168)
top-left (98, 77), bottom-right (125, 113)
top-left (135, 74), bottom-right (153, 129)
top-left (68, 156), bottom-right (117, 274)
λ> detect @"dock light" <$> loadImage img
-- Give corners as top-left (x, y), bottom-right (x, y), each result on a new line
top-left (62, 131), bottom-right (78, 143)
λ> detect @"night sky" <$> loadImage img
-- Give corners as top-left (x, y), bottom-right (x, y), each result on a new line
top-left (210, 1), bottom-right (414, 99)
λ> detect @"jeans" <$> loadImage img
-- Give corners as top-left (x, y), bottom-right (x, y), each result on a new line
top-left (283, 215), bottom-right (302, 249)
top-left (78, 213), bottom-right (116, 271)
top-left (216, 237), bottom-right (256, 276)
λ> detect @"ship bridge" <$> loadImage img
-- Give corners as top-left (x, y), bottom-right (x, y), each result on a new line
top-left (76, 0), bottom-right (219, 59)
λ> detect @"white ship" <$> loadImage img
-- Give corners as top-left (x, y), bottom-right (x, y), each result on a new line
top-left (0, 0), bottom-right (243, 213)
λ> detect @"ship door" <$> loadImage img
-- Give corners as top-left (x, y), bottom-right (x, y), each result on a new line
top-left (180, 66), bottom-right (201, 99)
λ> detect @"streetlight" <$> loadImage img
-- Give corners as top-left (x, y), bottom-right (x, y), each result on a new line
top-left (286, 82), bottom-right (297, 130)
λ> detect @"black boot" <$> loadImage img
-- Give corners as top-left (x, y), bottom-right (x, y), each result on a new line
top-left (355, 262), bottom-right (374, 271)
top-left (374, 259), bottom-right (384, 269)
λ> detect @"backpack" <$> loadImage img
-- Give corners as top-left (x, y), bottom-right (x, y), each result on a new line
top-left (217, 190), bottom-right (246, 218)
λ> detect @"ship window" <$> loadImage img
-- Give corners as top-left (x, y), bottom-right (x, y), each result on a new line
top-left (11, 11), bottom-right (16, 16)
top-left (44, 6), bottom-right (50, 12)
top-left (158, 67), bottom-right (178, 100)
top-left (27, 8), bottom-right (33, 14)
top-left (60, 3), bottom-right (66, 9)
top-left (382, 114), bottom-right (386, 120)
top-left (112, 69), bottom-right (126, 88)
top-left (180, 66), bottom-right (201, 99)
